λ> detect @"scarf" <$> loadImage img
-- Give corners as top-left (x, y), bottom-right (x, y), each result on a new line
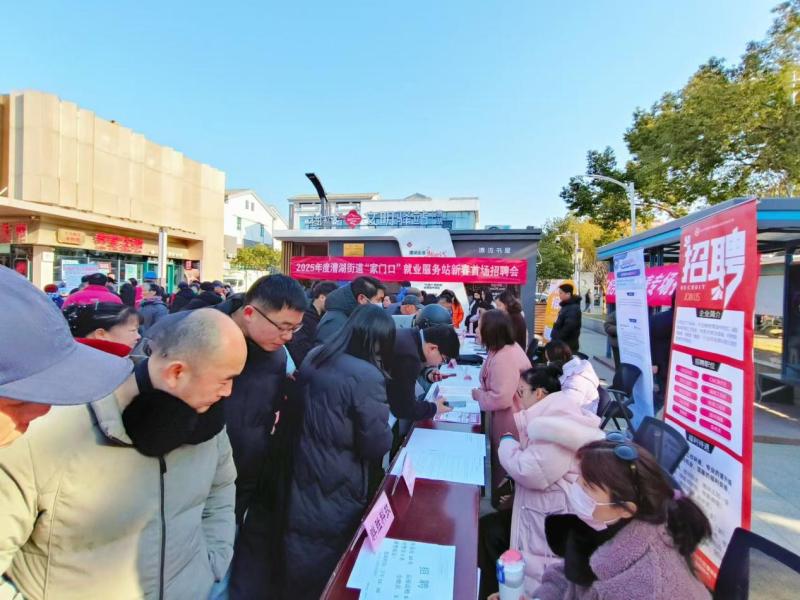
top-left (122, 359), bottom-right (225, 457)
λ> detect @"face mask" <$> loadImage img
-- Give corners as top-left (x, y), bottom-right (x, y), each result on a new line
top-left (568, 481), bottom-right (620, 531)
top-left (122, 359), bottom-right (225, 457)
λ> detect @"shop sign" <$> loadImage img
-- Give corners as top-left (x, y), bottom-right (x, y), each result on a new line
top-left (664, 199), bottom-right (758, 589)
top-left (343, 243), bottom-right (365, 257)
top-left (606, 264), bottom-right (679, 306)
top-left (304, 210), bottom-right (447, 230)
top-left (57, 228), bottom-right (86, 245)
top-left (478, 246), bottom-right (513, 255)
top-left (0, 223), bottom-right (28, 244)
top-left (95, 233), bottom-right (144, 254)
top-left (291, 256), bottom-right (527, 285)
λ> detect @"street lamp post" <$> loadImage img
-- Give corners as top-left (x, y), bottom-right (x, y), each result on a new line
top-left (555, 231), bottom-right (581, 294)
top-left (582, 174), bottom-right (637, 235)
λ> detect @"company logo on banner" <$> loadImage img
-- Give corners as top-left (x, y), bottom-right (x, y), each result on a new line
top-left (663, 199), bottom-right (758, 589)
top-left (291, 256), bottom-right (527, 285)
top-left (606, 264), bottom-right (679, 307)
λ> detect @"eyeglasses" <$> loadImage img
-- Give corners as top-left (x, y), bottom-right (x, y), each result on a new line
top-left (605, 431), bottom-right (640, 503)
top-left (248, 304), bottom-right (304, 334)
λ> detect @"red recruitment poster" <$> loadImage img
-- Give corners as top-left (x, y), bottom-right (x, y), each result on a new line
top-left (663, 199), bottom-right (758, 589)
top-left (290, 256), bottom-right (527, 285)
top-left (605, 264), bottom-right (680, 307)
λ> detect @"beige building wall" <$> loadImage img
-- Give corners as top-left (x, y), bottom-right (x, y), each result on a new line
top-left (0, 90), bottom-right (224, 284)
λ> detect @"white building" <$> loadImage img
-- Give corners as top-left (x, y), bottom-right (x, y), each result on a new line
top-left (224, 189), bottom-right (288, 256)
top-left (287, 192), bottom-right (480, 231)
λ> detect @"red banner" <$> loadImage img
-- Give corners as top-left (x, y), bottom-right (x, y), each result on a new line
top-left (663, 200), bottom-right (758, 589)
top-left (95, 233), bottom-right (144, 254)
top-left (606, 264), bottom-right (679, 306)
top-left (291, 256), bottom-right (527, 284)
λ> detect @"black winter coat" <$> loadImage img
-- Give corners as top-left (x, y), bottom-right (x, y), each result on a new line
top-left (181, 290), bottom-right (222, 311)
top-left (210, 294), bottom-right (288, 522)
top-left (649, 308), bottom-right (674, 378)
top-left (315, 284), bottom-right (357, 345)
top-left (387, 328), bottom-right (437, 421)
top-left (286, 305), bottom-right (322, 367)
top-left (169, 288), bottom-right (196, 313)
top-left (551, 295), bottom-right (582, 353)
top-left (284, 350), bottom-right (392, 599)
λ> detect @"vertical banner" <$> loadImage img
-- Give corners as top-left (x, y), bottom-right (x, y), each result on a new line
top-left (613, 248), bottom-right (655, 427)
top-left (664, 200), bottom-right (758, 589)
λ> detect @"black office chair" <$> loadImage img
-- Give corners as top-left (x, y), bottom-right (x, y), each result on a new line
top-left (598, 363), bottom-right (641, 431)
top-left (633, 416), bottom-right (689, 474)
top-left (714, 527), bottom-right (800, 600)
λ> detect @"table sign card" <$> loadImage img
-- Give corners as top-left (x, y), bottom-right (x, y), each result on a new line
top-left (363, 492), bottom-right (394, 551)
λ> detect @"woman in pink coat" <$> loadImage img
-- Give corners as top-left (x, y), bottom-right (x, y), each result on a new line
top-left (478, 365), bottom-right (603, 599)
top-left (471, 309), bottom-right (532, 507)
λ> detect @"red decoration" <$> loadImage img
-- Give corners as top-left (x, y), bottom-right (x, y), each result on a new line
top-left (344, 209), bottom-right (362, 229)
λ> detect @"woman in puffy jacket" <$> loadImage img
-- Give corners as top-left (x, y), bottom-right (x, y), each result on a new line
top-left (478, 365), bottom-right (603, 599)
top-left (535, 439), bottom-right (711, 600)
top-left (545, 340), bottom-right (600, 413)
top-left (284, 304), bottom-right (396, 599)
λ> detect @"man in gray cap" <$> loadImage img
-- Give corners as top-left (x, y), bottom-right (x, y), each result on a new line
top-left (392, 294), bottom-right (423, 329)
top-left (0, 266), bottom-right (132, 447)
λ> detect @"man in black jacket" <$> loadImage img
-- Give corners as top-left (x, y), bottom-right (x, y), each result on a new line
top-left (315, 276), bottom-right (386, 345)
top-left (550, 283), bottom-right (582, 354)
top-left (181, 281), bottom-right (223, 311)
top-left (181, 274), bottom-right (307, 598)
top-left (286, 280), bottom-right (337, 367)
top-left (169, 281), bottom-right (196, 313)
top-left (387, 325), bottom-right (461, 421)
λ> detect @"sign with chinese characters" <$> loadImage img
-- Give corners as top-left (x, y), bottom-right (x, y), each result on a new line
top-left (303, 210), bottom-right (447, 230)
top-left (605, 264), bottom-right (679, 306)
top-left (664, 199), bottom-right (758, 590)
top-left (343, 242), bottom-right (365, 257)
top-left (290, 256), bottom-right (527, 285)
top-left (478, 246), bottom-right (513, 255)
top-left (0, 222), bottom-right (28, 244)
top-left (94, 233), bottom-right (144, 254)
top-left (613, 248), bottom-right (654, 427)
top-left (57, 228), bottom-right (86, 245)
top-left (363, 491), bottom-right (394, 551)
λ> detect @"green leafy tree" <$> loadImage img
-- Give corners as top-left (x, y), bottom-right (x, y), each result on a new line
top-left (563, 1), bottom-right (800, 232)
top-left (231, 244), bottom-right (282, 272)
top-left (537, 218), bottom-right (574, 282)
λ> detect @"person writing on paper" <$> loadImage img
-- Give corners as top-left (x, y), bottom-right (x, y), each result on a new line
top-left (284, 304), bottom-right (396, 599)
top-left (534, 439), bottom-right (711, 600)
top-left (544, 340), bottom-right (600, 413)
top-left (478, 365), bottom-right (603, 599)
top-left (471, 309), bottom-right (532, 508)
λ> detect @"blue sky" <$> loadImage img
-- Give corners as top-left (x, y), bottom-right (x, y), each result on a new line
top-left (1, 1), bottom-right (778, 227)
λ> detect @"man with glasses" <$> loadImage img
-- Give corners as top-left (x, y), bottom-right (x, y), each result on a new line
top-left (178, 274), bottom-right (307, 599)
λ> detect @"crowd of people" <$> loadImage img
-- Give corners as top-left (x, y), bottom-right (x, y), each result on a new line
top-left (0, 267), bottom-right (712, 599)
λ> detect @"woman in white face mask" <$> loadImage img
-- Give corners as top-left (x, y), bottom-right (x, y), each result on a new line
top-left (478, 365), bottom-right (604, 600)
top-left (535, 437), bottom-right (712, 600)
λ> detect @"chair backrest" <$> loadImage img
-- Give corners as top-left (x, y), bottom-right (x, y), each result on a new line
top-left (611, 362), bottom-right (642, 396)
top-left (633, 416), bottom-right (689, 474)
top-left (596, 386), bottom-right (612, 417)
top-left (714, 527), bottom-right (800, 600)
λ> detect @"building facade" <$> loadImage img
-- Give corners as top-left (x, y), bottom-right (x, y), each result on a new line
top-left (0, 90), bottom-right (225, 291)
top-left (287, 192), bottom-right (479, 231)
top-left (224, 189), bottom-right (287, 256)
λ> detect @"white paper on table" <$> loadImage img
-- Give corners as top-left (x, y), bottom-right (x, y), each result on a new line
top-left (351, 538), bottom-right (456, 599)
top-left (404, 428), bottom-right (486, 486)
top-left (407, 428), bottom-right (486, 457)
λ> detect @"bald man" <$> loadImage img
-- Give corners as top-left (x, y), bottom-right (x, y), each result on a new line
top-left (0, 309), bottom-right (248, 600)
